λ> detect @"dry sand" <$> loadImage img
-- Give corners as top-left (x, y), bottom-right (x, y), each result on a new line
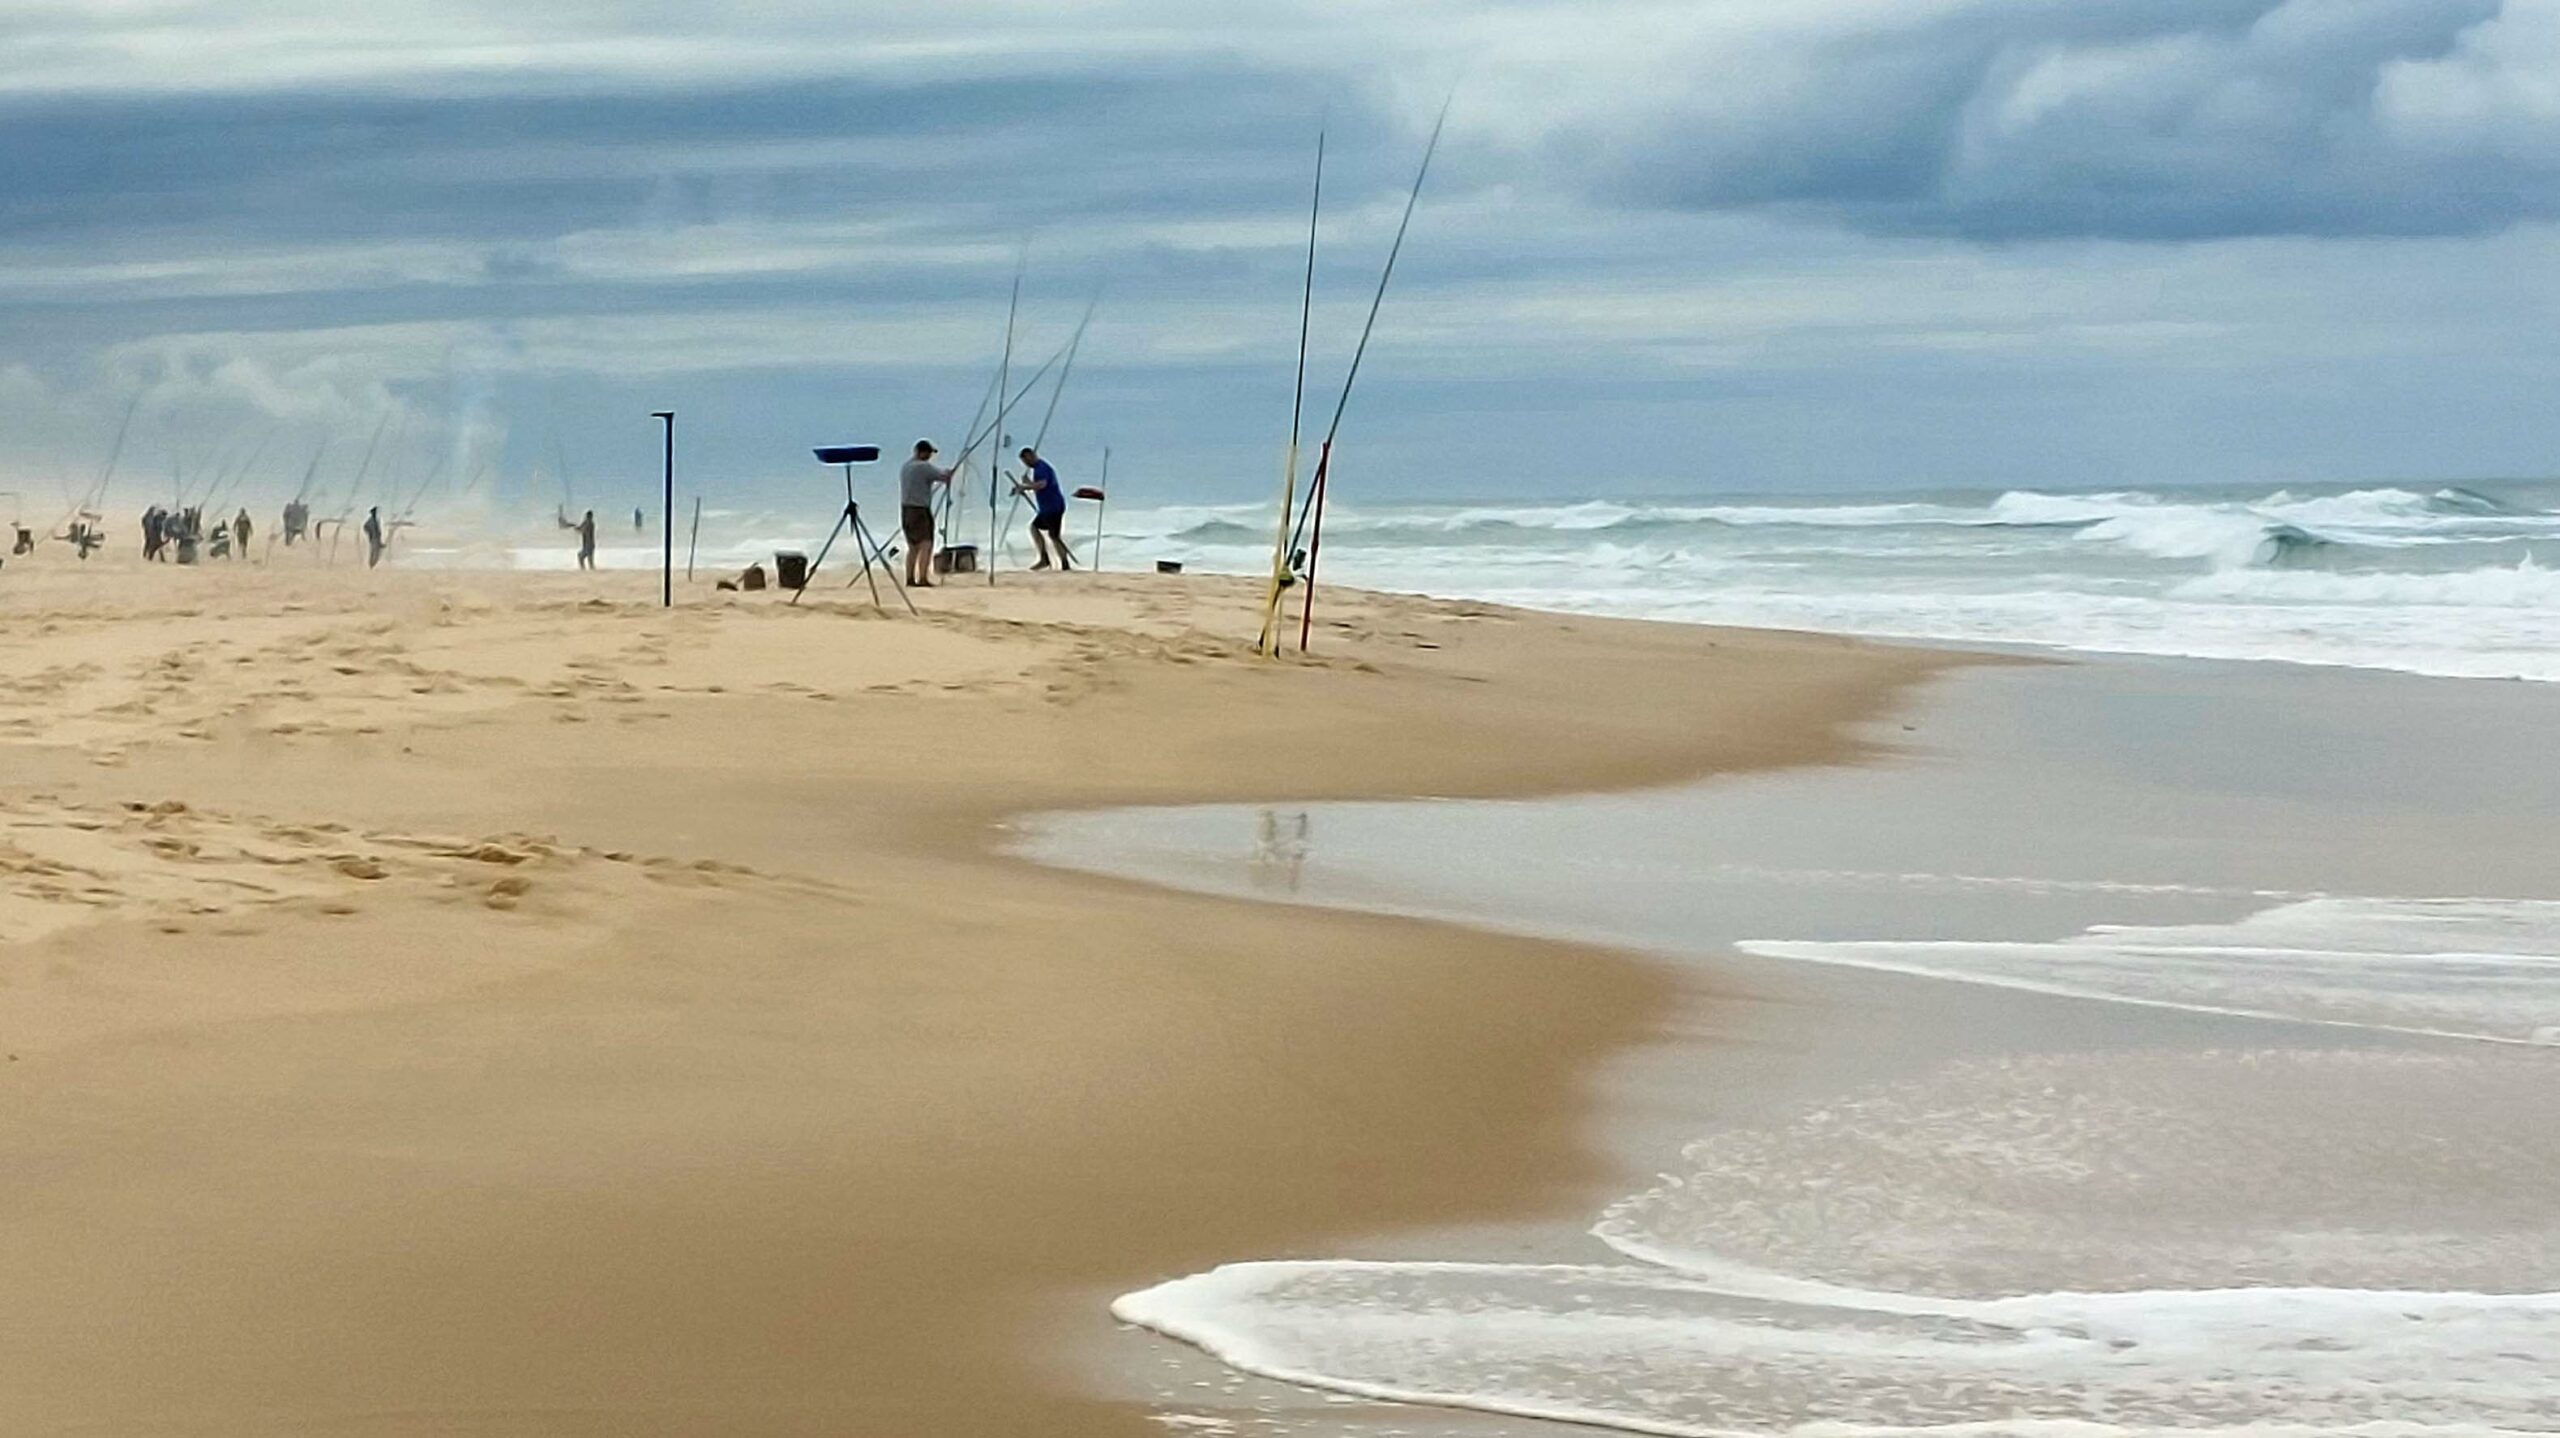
top-left (0, 549), bottom-right (1944, 1436)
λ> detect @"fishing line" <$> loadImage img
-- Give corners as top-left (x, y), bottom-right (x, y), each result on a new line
top-left (1297, 97), bottom-right (1451, 651)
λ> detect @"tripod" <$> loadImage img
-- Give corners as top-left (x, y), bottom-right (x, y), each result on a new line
top-left (794, 462), bottom-right (918, 615)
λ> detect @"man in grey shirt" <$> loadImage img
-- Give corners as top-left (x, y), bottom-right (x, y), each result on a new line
top-left (899, 440), bottom-right (952, 587)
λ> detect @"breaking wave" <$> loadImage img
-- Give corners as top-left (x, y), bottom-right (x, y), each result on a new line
top-left (1086, 480), bottom-right (2560, 682)
top-left (1119, 1043), bottom-right (2560, 1437)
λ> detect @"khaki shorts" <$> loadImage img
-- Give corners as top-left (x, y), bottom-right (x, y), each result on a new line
top-left (902, 505), bottom-right (935, 547)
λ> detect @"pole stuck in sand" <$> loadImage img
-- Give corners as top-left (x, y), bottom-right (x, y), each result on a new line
top-left (687, 495), bottom-right (702, 580)
top-left (1297, 99), bottom-right (1450, 654)
top-left (652, 411), bottom-right (675, 608)
top-left (1257, 130), bottom-right (1325, 658)
top-left (1082, 445), bottom-right (1110, 571)
top-left (989, 253), bottom-right (1022, 588)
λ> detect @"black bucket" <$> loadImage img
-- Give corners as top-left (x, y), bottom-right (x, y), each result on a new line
top-left (774, 551), bottom-right (810, 590)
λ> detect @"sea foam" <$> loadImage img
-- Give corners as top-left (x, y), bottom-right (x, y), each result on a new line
top-left (1737, 896), bottom-right (2560, 1045)
top-left (1119, 1048), bottom-right (2560, 1436)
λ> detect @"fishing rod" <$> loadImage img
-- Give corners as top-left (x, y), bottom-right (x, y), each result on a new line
top-left (179, 432), bottom-right (239, 509)
top-left (941, 256), bottom-right (1025, 564)
top-left (58, 392), bottom-right (141, 537)
top-left (322, 413), bottom-right (396, 562)
top-left (198, 426), bottom-right (278, 517)
top-left (319, 413), bottom-right (392, 514)
top-left (551, 428), bottom-right (576, 514)
top-left (292, 433), bottom-right (334, 503)
top-left (998, 291), bottom-right (1105, 563)
top-left (393, 447), bottom-right (453, 523)
top-left (952, 335), bottom-right (1078, 573)
top-left (986, 250), bottom-right (1024, 587)
top-left (942, 351), bottom-right (1008, 558)
top-left (1257, 129), bottom-right (1326, 656)
top-left (183, 435), bottom-right (240, 510)
top-left (1296, 98), bottom-right (1450, 653)
top-left (1031, 288), bottom-right (1101, 452)
top-left (953, 336), bottom-right (1075, 468)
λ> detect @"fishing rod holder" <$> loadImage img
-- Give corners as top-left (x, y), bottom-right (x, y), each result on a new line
top-left (790, 445), bottom-right (916, 616)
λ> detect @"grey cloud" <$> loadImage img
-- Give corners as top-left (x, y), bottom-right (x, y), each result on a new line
top-left (1531, 0), bottom-right (2555, 240)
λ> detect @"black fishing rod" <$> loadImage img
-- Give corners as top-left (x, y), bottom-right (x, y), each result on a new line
top-left (1258, 129), bottom-right (1327, 655)
top-left (1296, 98), bottom-right (1451, 652)
top-left (61, 392), bottom-right (141, 535)
top-left (392, 447), bottom-right (453, 523)
top-left (179, 432), bottom-right (238, 509)
top-left (184, 434), bottom-right (242, 510)
top-left (320, 413), bottom-right (392, 514)
top-left (322, 413), bottom-right (395, 562)
top-left (197, 426), bottom-right (278, 517)
top-left (291, 434), bottom-right (333, 503)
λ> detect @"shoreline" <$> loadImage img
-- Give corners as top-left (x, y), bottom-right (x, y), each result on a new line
top-left (0, 561), bottom-right (1951, 1435)
top-left (1032, 650), bottom-right (2560, 1435)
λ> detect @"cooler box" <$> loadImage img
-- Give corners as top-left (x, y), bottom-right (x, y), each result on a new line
top-left (774, 550), bottom-right (810, 590)
top-left (938, 544), bottom-right (979, 575)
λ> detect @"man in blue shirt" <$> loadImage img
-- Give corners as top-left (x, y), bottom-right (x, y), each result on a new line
top-left (1013, 446), bottom-right (1074, 571)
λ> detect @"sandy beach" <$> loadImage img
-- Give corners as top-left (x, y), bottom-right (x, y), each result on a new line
top-left (0, 547), bottom-right (1941, 1436)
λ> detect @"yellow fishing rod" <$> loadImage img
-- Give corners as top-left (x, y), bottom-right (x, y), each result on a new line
top-left (1256, 131), bottom-right (1324, 657)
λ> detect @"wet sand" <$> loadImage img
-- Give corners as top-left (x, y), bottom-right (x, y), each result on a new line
top-left (1029, 655), bottom-right (2560, 1434)
top-left (0, 551), bottom-right (1943, 1435)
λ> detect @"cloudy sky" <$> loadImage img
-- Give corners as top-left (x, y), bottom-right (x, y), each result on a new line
top-left (5, 0), bottom-right (2559, 523)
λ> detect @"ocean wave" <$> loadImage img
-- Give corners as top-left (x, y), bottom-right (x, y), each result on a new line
top-left (1120, 1258), bottom-right (2560, 1438)
top-left (629, 484), bottom-right (2560, 683)
top-left (1120, 1039), bottom-right (2560, 1437)
top-left (1739, 895), bottom-right (2560, 1045)
top-left (1980, 487), bottom-right (2560, 568)
top-left (2173, 558), bottom-right (2560, 607)
top-left (2430, 485), bottom-right (2516, 516)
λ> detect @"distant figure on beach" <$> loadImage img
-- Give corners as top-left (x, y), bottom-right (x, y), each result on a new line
top-left (233, 508), bottom-right (253, 558)
top-left (900, 440), bottom-right (952, 588)
top-left (1014, 446), bottom-right (1074, 571)
top-left (362, 506), bottom-right (385, 568)
top-left (142, 505), bottom-right (166, 561)
top-left (560, 508), bottom-right (597, 570)
top-left (281, 499), bottom-right (308, 546)
top-left (209, 520), bottom-right (232, 561)
top-left (633, 507), bottom-right (645, 533)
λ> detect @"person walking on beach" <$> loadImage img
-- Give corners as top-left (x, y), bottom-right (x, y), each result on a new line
top-left (560, 508), bottom-right (597, 570)
top-left (233, 508), bottom-right (253, 559)
top-left (362, 506), bottom-right (385, 568)
top-left (141, 505), bottom-right (165, 561)
top-left (900, 440), bottom-right (952, 588)
top-left (282, 499), bottom-right (307, 546)
top-left (1014, 446), bottom-right (1074, 571)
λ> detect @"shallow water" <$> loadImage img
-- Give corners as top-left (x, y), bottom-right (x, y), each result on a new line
top-left (1025, 658), bottom-right (2560, 1436)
